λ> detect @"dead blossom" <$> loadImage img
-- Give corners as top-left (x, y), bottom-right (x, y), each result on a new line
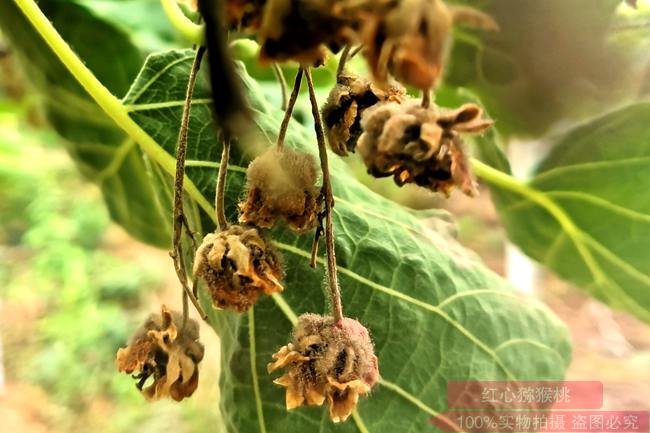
top-left (359, 0), bottom-right (498, 89)
top-left (322, 74), bottom-right (406, 156)
top-left (239, 147), bottom-right (321, 232)
top-left (257, 0), bottom-right (356, 65)
top-left (268, 314), bottom-right (379, 422)
top-left (193, 225), bottom-right (284, 311)
top-left (358, 100), bottom-right (493, 196)
top-left (115, 306), bottom-right (204, 401)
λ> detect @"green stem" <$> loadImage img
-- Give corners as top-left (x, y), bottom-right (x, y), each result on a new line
top-left (15, 0), bottom-right (216, 225)
top-left (470, 159), bottom-right (608, 284)
top-left (471, 160), bottom-right (576, 236)
top-left (160, 0), bottom-right (204, 44)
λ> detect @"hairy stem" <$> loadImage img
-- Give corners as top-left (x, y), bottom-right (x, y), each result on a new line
top-left (421, 88), bottom-right (431, 108)
top-left (349, 44), bottom-right (364, 59)
top-left (271, 63), bottom-right (288, 111)
top-left (276, 68), bottom-right (303, 148)
top-left (216, 136), bottom-right (231, 230)
top-left (304, 67), bottom-right (344, 325)
top-left (172, 46), bottom-right (208, 327)
top-left (336, 45), bottom-right (352, 78)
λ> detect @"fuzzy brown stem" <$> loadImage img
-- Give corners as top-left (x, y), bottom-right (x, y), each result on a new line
top-left (276, 68), bottom-right (303, 148)
top-left (272, 63), bottom-right (289, 111)
top-left (304, 67), bottom-right (344, 326)
top-left (349, 44), bottom-right (364, 59)
top-left (172, 46), bottom-right (208, 329)
top-left (215, 136), bottom-right (231, 231)
top-left (336, 45), bottom-right (352, 78)
top-left (421, 88), bottom-right (431, 108)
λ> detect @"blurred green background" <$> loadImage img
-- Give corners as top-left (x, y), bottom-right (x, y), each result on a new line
top-left (0, 52), bottom-right (223, 432)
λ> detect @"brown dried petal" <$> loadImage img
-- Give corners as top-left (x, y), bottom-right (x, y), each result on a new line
top-left (437, 103), bottom-right (494, 134)
top-left (326, 378), bottom-right (371, 422)
top-left (115, 337), bottom-right (154, 374)
top-left (194, 225), bottom-right (284, 311)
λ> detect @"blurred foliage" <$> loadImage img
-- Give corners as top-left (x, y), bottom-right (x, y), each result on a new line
top-left (446, 0), bottom-right (650, 137)
top-left (0, 0), bottom-right (171, 247)
top-left (0, 99), bottom-right (220, 433)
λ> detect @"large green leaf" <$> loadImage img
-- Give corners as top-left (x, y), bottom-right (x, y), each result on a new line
top-left (477, 104), bottom-right (650, 323)
top-left (121, 49), bottom-right (571, 432)
top-left (0, 0), bottom-right (170, 247)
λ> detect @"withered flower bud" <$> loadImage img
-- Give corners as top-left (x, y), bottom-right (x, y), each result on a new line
top-left (322, 74), bottom-right (405, 156)
top-left (225, 0), bottom-right (266, 32)
top-left (358, 100), bottom-right (493, 196)
top-left (239, 147), bottom-right (321, 232)
top-left (361, 0), bottom-right (498, 89)
top-left (268, 314), bottom-right (379, 423)
top-left (116, 305), bottom-right (204, 401)
top-left (257, 0), bottom-right (356, 65)
top-left (193, 225), bottom-right (284, 312)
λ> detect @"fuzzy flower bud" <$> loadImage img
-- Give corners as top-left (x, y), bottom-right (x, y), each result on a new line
top-left (239, 147), bottom-right (321, 232)
top-left (193, 225), bottom-right (284, 312)
top-left (116, 305), bottom-right (204, 401)
top-left (268, 314), bottom-right (379, 423)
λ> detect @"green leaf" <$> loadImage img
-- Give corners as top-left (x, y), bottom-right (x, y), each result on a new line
top-left (0, 0), bottom-right (170, 247)
top-left (72, 0), bottom-right (181, 52)
top-left (122, 49), bottom-right (571, 432)
top-left (477, 104), bottom-right (650, 323)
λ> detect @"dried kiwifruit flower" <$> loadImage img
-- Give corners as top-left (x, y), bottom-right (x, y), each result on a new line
top-left (322, 74), bottom-right (406, 156)
top-left (193, 225), bottom-right (284, 312)
top-left (225, 0), bottom-right (266, 32)
top-left (268, 314), bottom-right (379, 423)
top-left (358, 100), bottom-right (493, 196)
top-left (239, 147), bottom-right (320, 232)
top-left (116, 305), bottom-right (204, 401)
top-left (360, 0), bottom-right (498, 89)
top-left (257, 0), bottom-right (356, 65)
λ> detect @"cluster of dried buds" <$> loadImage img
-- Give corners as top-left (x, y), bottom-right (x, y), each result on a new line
top-left (116, 0), bottom-right (496, 422)
top-left (227, 0), bottom-right (497, 88)
top-left (190, 145), bottom-right (322, 312)
top-left (323, 77), bottom-right (494, 196)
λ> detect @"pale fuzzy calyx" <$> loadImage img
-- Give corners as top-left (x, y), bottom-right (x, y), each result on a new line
top-left (240, 147), bottom-right (321, 232)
